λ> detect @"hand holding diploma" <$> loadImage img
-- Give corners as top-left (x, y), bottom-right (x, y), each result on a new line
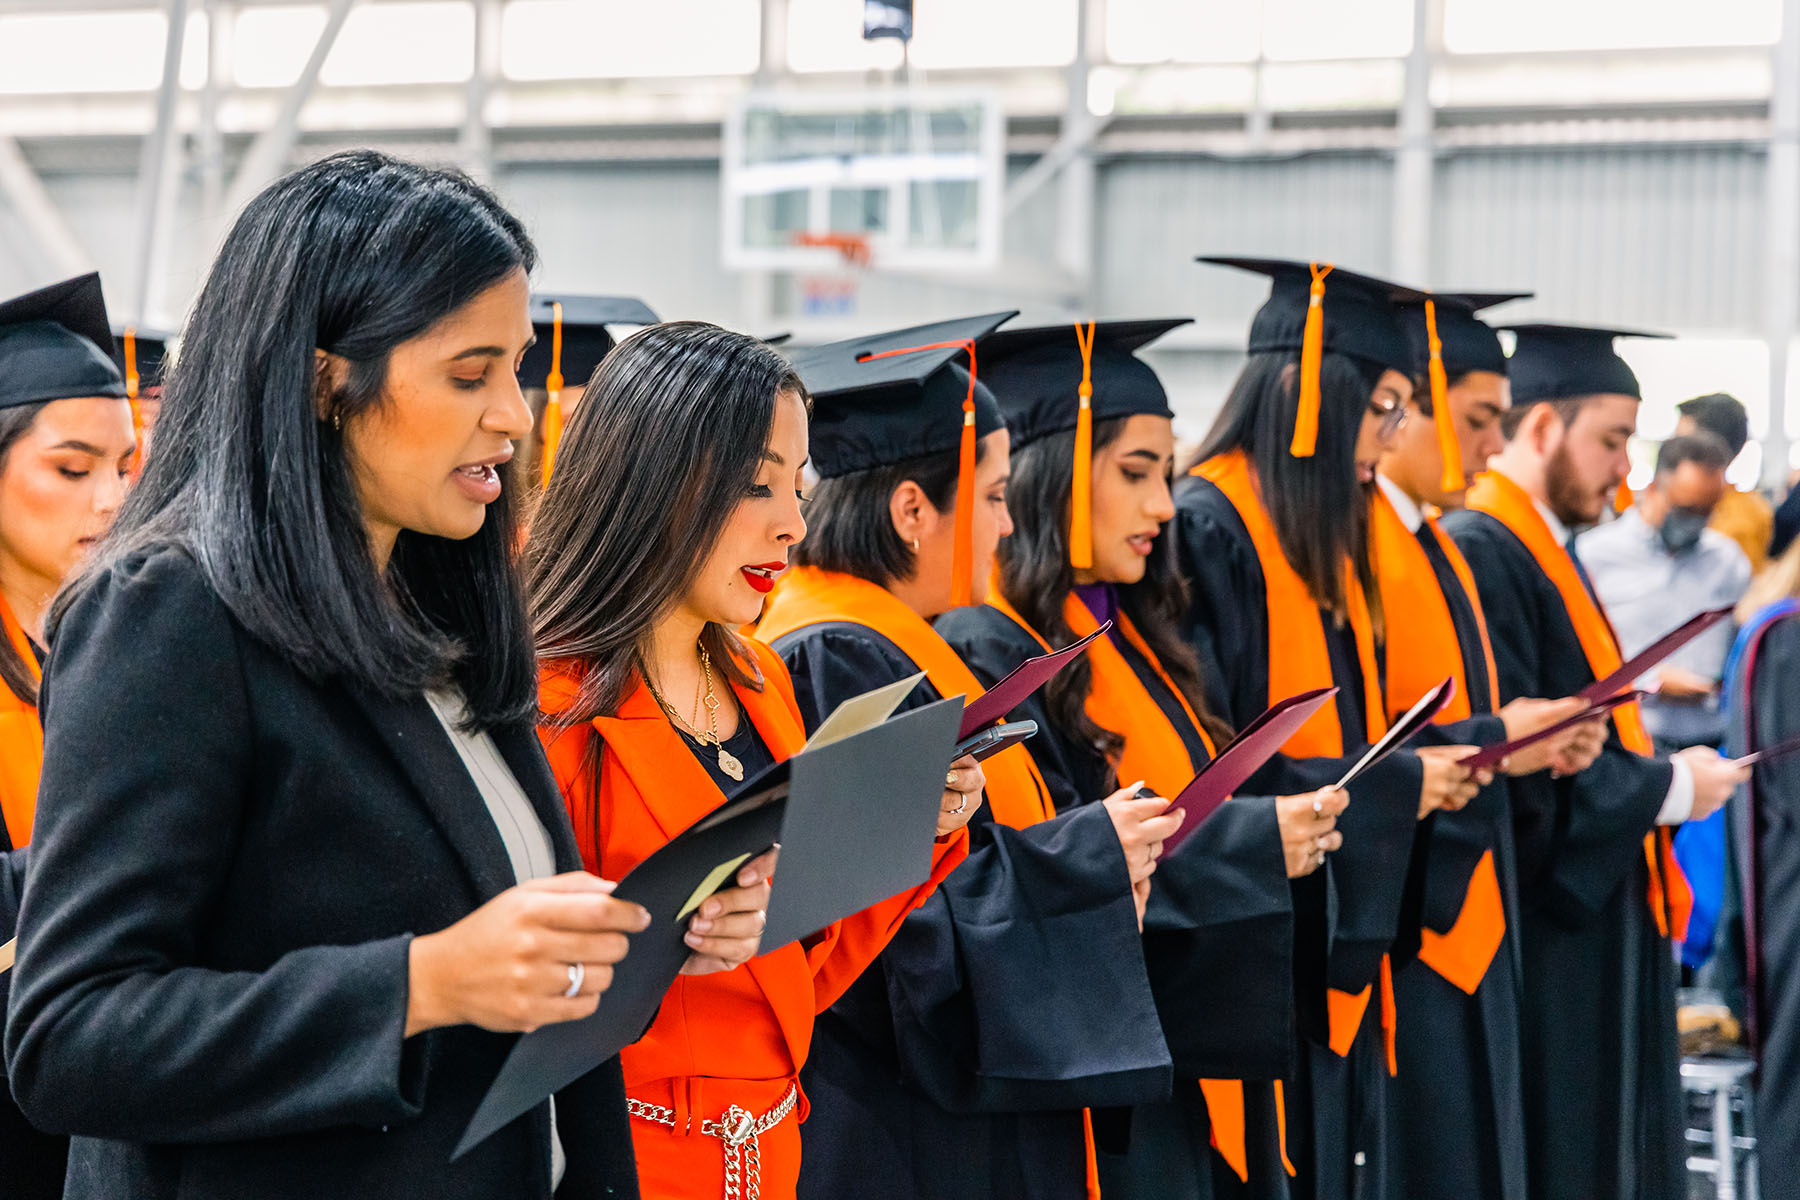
top-left (680, 846), bottom-right (779, 976)
top-left (939, 753), bottom-right (986, 837)
top-left (1104, 782), bottom-right (1182, 929)
top-left (1415, 746), bottom-right (1489, 817)
top-left (1496, 696), bottom-right (1596, 777)
top-left (405, 872), bottom-right (650, 1037)
top-left (1279, 787), bottom-right (1348, 877)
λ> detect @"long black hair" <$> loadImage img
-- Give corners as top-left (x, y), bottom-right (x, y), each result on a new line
top-left (1001, 417), bottom-right (1232, 759)
top-left (54, 150), bottom-right (540, 729)
top-left (0, 402), bottom-right (48, 706)
top-left (795, 441), bottom-right (989, 586)
top-left (1187, 351), bottom-right (1379, 627)
top-left (526, 321), bottom-right (806, 724)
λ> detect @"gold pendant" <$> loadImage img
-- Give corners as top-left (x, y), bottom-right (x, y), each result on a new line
top-left (718, 746), bottom-right (744, 782)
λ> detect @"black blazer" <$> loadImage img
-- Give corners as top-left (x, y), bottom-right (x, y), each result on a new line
top-left (4, 547), bottom-right (638, 1200)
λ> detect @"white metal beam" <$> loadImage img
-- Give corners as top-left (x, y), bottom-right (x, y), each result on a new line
top-left (1390, 0), bottom-right (1439, 285)
top-left (223, 0), bottom-right (355, 216)
top-left (129, 0), bottom-right (189, 323)
top-left (1766, 0), bottom-right (1800, 489)
top-left (0, 135), bottom-right (92, 277)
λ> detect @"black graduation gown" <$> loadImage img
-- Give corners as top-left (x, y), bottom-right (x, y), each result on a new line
top-left (935, 603), bottom-right (1295, 1200)
top-left (1709, 612), bottom-right (1800, 1174)
top-left (1380, 524), bottom-right (1527, 1200)
top-left (1173, 478), bottom-right (1429, 1200)
top-left (1441, 508), bottom-right (1683, 1200)
top-left (772, 622), bottom-right (1173, 1200)
top-left (0, 640), bottom-right (67, 1200)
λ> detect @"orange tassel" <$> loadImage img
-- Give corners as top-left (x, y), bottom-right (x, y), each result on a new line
top-left (1289, 262), bottom-right (1333, 457)
top-left (122, 326), bottom-right (143, 470)
top-left (541, 301), bottom-right (565, 488)
top-left (1424, 300), bottom-right (1464, 492)
top-left (1614, 478), bottom-right (1633, 514)
top-left (860, 337), bottom-right (983, 608)
top-left (1070, 321), bottom-right (1096, 570)
top-left (952, 385), bottom-right (977, 608)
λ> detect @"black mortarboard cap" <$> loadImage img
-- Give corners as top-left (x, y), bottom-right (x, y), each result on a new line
top-left (793, 311), bottom-right (1017, 606)
top-left (978, 318), bottom-right (1189, 569)
top-left (979, 319), bottom-right (1188, 448)
top-left (520, 294), bottom-right (660, 394)
top-left (1398, 293), bottom-right (1529, 380)
top-left (793, 312), bottom-right (1016, 479)
top-left (112, 325), bottom-right (175, 396)
top-left (1502, 322), bottom-right (1670, 406)
top-left (0, 273), bottom-right (126, 411)
top-left (1398, 292), bottom-right (1531, 491)
top-left (1200, 256), bottom-right (1426, 457)
top-left (524, 294), bottom-right (659, 486)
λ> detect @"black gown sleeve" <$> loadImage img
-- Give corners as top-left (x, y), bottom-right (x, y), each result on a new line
top-left (5, 553), bottom-right (424, 1142)
top-left (940, 604), bottom-right (1299, 1078)
top-left (771, 621), bottom-right (1172, 1111)
top-left (1411, 715), bottom-right (1510, 935)
top-left (1177, 478), bottom-right (1429, 1003)
top-left (1444, 511), bottom-right (1672, 924)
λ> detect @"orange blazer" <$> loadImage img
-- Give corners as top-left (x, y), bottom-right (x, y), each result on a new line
top-left (538, 637), bottom-right (968, 1117)
top-left (0, 593), bottom-right (43, 848)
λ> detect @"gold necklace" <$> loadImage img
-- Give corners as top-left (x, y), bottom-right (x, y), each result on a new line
top-left (643, 645), bottom-right (745, 782)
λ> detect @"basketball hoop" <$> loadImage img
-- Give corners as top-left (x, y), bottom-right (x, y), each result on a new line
top-left (791, 231), bottom-right (874, 268)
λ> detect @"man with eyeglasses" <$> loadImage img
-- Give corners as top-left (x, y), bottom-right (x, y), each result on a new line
top-left (1440, 323), bottom-right (1748, 1200)
top-left (1578, 432), bottom-right (1751, 755)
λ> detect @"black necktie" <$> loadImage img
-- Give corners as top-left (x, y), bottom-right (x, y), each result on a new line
top-left (1565, 534), bottom-right (1599, 604)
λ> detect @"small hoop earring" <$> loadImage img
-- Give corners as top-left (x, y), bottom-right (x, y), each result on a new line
top-left (911, 537), bottom-right (920, 552)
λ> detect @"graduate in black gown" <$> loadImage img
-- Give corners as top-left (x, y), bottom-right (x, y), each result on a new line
top-left (1710, 552), bottom-right (1800, 1176)
top-left (756, 315), bottom-right (1180, 1200)
top-left (0, 274), bottom-right (139, 1200)
top-left (936, 319), bottom-right (1350, 1199)
top-left (1440, 324), bottom-right (1748, 1200)
top-left (1174, 258), bottom-right (1487, 1200)
top-left (1373, 295), bottom-right (1607, 1200)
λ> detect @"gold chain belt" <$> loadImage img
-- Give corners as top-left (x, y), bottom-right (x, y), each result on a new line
top-left (627, 1081), bottom-right (798, 1200)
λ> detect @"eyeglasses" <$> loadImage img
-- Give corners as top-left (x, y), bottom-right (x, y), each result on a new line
top-left (1368, 395), bottom-right (1409, 442)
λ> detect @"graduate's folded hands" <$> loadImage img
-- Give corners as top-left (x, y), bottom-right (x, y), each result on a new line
top-left (681, 846), bottom-right (779, 976)
top-left (405, 871), bottom-right (651, 1037)
top-left (1414, 747), bottom-right (1490, 817)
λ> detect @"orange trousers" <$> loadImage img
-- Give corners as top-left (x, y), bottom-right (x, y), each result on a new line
top-left (627, 1076), bottom-right (802, 1200)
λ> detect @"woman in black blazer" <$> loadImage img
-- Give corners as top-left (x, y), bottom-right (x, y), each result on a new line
top-left (4, 151), bottom-right (770, 1199)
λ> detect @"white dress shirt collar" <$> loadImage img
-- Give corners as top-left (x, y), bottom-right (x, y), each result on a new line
top-left (1376, 473), bottom-right (1425, 534)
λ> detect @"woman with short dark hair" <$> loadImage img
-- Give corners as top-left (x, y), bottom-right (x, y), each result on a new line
top-left (525, 319), bottom-right (975, 1200)
top-left (757, 315), bottom-right (1182, 1200)
top-left (7, 151), bottom-right (654, 1200)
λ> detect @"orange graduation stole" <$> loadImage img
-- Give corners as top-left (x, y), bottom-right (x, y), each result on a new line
top-left (1192, 451), bottom-right (1396, 1071)
top-left (986, 587), bottom-right (1294, 1182)
top-left (1371, 488), bottom-right (1506, 994)
top-left (1464, 470), bottom-right (1692, 940)
top-left (754, 567), bottom-right (1053, 830)
top-left (0, 591), bottom-right (43, 850)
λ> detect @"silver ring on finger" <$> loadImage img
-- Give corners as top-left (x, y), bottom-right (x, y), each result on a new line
top-left (951, 796), bottom-right (967, 815)
top-left (563, 961), bottom-right (585, 999)
top-left (1312, 796), bottom-right (1324, 814)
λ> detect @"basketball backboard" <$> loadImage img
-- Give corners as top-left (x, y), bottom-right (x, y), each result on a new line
top-left (721, 88), bottom-right (1005, 275)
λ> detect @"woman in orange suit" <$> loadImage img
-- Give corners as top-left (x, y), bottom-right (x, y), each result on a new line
top-left (524, 320), bottom-right (977, 1200)
top-left (0, 272), bottom-right (137, 1200)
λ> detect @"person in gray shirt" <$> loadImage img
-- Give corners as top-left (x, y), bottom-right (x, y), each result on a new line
top-left (1579, 432), bottom-right (1752, 751)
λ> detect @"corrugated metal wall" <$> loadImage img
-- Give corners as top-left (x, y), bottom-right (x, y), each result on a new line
top-left (1097, 153), bottom-right (1396, 324)
top-left (1432, 144), bottom-right (1766, 332)
top-left (0, 140), bottom-right (1772, 350)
